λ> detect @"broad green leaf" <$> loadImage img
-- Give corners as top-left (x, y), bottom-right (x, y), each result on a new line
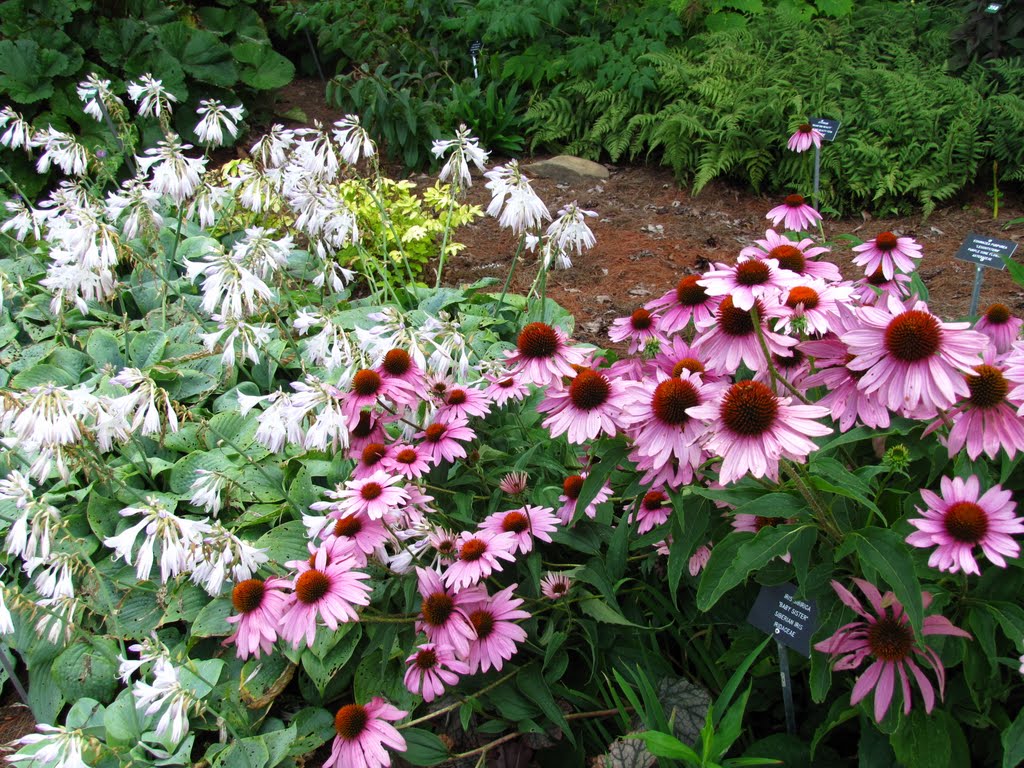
top-left (838, 528), bottom-right (923, 635)
top-left (256, 521), bottom-right (310, 563)
top-left (158, 22), bottom-right (238, 87)
top-left (631, 731), bottom-right (700, 762)
top-left (731, 492), bottom-right (809, 519)
top-left (579, 596), bottom-right (645, 627)
top-left (240, 655), bottom-right (296, 709)
top-left (236, 44), bottom-right (295, 90)
top-left (402, 728), bottom-right (451, 766)
top-left (891, 708), bottom-right (951, 768)
top-left (1003, 707), bottom-right (1024, 768)
top-left (128, 330), bottom-right (168, 369)
top-left (87, 329), bottom-right (125, 371)
top-left (517, 665), bottom-right (574, 745)
top-left (10, 363), bottom-right (77, 388)
top-left (190, 597), bottom-right (233, 639)
top-left (53, 638), bottom-right (119, 704)
top-left (0, 40), bottom-right (78, 103)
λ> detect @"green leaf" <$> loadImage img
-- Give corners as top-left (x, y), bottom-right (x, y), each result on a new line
top-left (190, 597), bottom-right (233, 639)
top-left (302, 624), bottom-right (362, 695)
top-left (104, 689), bottom-right (142, 745)
top-left (1003, 707), bottom-right (1024, 768)
top-left (169, 449), bottom-right (234, 496)
top-left (696, 526), bottom-right (816, 611)
top-left (731, 492), bottom-right (809, 519)
top-left (256, 521), bottom-right (310, 563)
top-left (517, 664), bottom-right (574, 745)
top-left (128, 330), bottom-right (168, 369)
top-left (158, 22), bottom-right (238, 87)
top-left (579, 596), bottom-right (645, 627)
top-left (890, 708), bottom-right (951, 768)
top-left (402, 728), bottom-right (451, 766)
top-left (10, 363), bottom-right (77, 388)
top-left (838, 528), bottom-right (923, 635)
top-left (87, 329), bottom-right (125, 370)
top-left (814, 0), bottom-right (853, 16)
top-left (984, 602), bottom-right (1024, 649)
top-left (0, 39), bottom-right (78, 103)
top-left (235, 43), bottom-right (295, 90)
top-left (631, 731), bottom-right (700, 763)
top-left (240, 655), bottom-right (296, 709)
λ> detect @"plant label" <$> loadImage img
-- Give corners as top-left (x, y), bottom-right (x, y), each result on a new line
top-left (469, 40), bottom-right (483, 56)
top-left (747, 582), bottom-right (817, 657)
top-left (985, 3), bottom-right (1003, 13)
top-left (955, 233), bottom-right (1017, 270)
top-left (809, 118), bottom-right (841, 142)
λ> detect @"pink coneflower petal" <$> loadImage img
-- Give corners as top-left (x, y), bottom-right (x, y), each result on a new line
top-left (851, 231), bottom-right (922, 281)
top-left (608, 308), bottom-right (665, 354)
top-left (479, 505), bottom-right (560, 554)
top-left (740, 229), bottom-right (841, 282)
top-left (537, 367), bottom-right (630, 444)
top-left (326, 698), bottom-right (407, 768)
top-left (698, 256), bottom-right (799, 312)
top-left (975, 303), bottom-right (1022, 355)
top-left (787, 124), bottom-right (823, 153)
top-left (540, 572), bottom-right (572, 600)
top-left (462, 584), bottom-right (531, 674)
top-left (558, 471), bottom-right (612, 525)
top-left (504, 322), bottom-right (587, 387)
top-left (766, 194), bottom-right (822, 232)
top-left (224, 577), bottom-right (291, 659)
top-left (645, 274), bottom-right (721, 335)
top-left (442, 530), bottom-right (517, 591)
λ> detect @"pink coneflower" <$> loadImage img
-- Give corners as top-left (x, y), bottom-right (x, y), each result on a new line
top-left (540, 572), bottom-right (572, 599)
top-left (537, 367), bottom-right (629, 444)
top-left (348, 411), bottom-right (387, 455)
top-left (975, 303), bottom-right (1023, 354)
top-left (376, 347), bottom-right (427, 392)
top-left (631, 489), bottom-right (671, 534)
top-left (403, 643), bottom-right (469, 702)
top-left (766, 194), bottom-right (821, 232)
top-left (279, 548), bottom-right (371, 648)
top-left (558, 472), bottom-right (612, 524)
top-left (504, 322), bottom-right (587, 387)
top-left (620, 370), bottom-right (717, 480)
top-left (740, 229), bottom-right (841, 283)
top-left (631, 450), bottom-right (692, 490)
top-left (224, 577), bottom-right (291, 659)
top-left (415, 567), bottom-right (476, 656)
top-left (852, 232), bottom-right (922, 281)
top-left (814, 579), bottom-right (971, 723)
top-left (787, 123), bottom-right (823, 153)
top-left (732, 513), bottom-right (794, 561)
top-left (463, 584), bottom-right (531, 674)
top-left (907, 475), bottom-right (1022, 575)
top-left (351, 442), bottom-right (392, 479)
top-left (801, 334), bottom-right (891, 432)
top-left (341, 368), bottom-right (417, 424)
top-left (325, 698), bottom-right (407, 768)
top-left (651, 336), bottom-right (725, 382)
top-left (689, 544), bottom-right (712, 576)
top-left (608, 308), bottom-right (665, 354)
top-left (754, 348), bottom-right (814, 397)
top-left (929, 360), bottom-right (1024, 460)
top-left (698, 257), bottom-right (799, 312)
top-left (325, 509), bottom-right (390, 565)
top-left (645, 275), bottom-right (721, 335)
top-left (693, 296), bottom-right (797, 374)
top-left (842, 298), bottom-right (987, 415)
top-left (329, 471), bottom-right (409, 521)
top-left (380, 444), bottom-right (431, 479)
top-left (443, 530), bottom-right (517, 591)
top-left (853, 267), bottom-right (912, 306)
top-left (424, 528), bottom-right (459, 569)
top-left (498, 471), bottom-right (528, 496)
top-left (480, 505), bottom-right (560, 554)
top-left (416, 415), bottom-right (476, 465)
top-left (435, 384), bottom-right (492, 422)
top-left (776, 280), bottom-right (854, 336)
top-left (484, 372), bottom-right (530, 407)
top-left (688, 380), bottom-right (831, 485)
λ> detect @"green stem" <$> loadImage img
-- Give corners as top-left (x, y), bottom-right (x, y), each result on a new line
top-left (398, 669), bottom-right (518, 730)
top-left (434, 189), bottom-right (457, 289)
top-left (749, 304), bottom-right (810, 404)
top-left (496, 234), bottom-right (528, 310)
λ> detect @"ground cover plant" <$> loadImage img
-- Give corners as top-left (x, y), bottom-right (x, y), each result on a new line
top-left (0, 76), bottom-right (1024, 768)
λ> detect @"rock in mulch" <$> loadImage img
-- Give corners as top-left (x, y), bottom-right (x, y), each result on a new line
top-left (522, 155), bottom-right (610, 184)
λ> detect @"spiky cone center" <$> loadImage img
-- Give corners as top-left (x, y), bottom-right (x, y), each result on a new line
top-left (550, 581), bottom-right (568, 595)
top-left (517, 322), bottom-right (559, 359)
top-left (432, 381), bottom-right (447, 395)
top-left (642, 490), bottom-right (667, 511)
top-left (774, 348), bottom-right (804, 371)
top-left (334, 516), bottom-right (363, 538)
top-left (755, 516), bottom-right (785, 531)
top-left (967, 365), bottom-right (1008, 408)
top-left (672, 357), bottom-right (705, 376)
top-left (676, 275), bottom-right (708, 307)
top-left (395, 448), bottom-right (418, 464)
top-left (469, 609), bottom-right (495, 639)
top-left (784, 194), bottom-right (806, 208)
top-left (446, 389), bottom-right (468, 406)
top-left (424, 423), bottom-right (446, 443)
top-left (459, 538), bottom-right (487, 562)
top-left (866, 267), bottom-right (889, 286)
top-left (382, 348), bottom-right (412, 376)
top-left (735, 259), bottom-right (771, 286)
top-left (630, 308), bottom-right (654, 330)
top-left (414, 648), bottom-right (438, 670)
top-left (352, 411), bottom-right (374, 438)
top-left (352, 369), bottom-right (382, 397)
top-left (502, 511), bottom-right (530, 533)
top-left (563, 475), bottom-right (584, 500)
top-left (569, 369), bottom-right (611, 410)
top-left (874, 232), bottom-right (899, 251)
top-left (984, 303), bottom-right (1011, 324)
top-left (496, 377), bottom-right (515, 389)
top-left (867, 616), bottom-right (914, 662)
top-left (768, 244), bottom-right (805, 273)
top-left (652, 377), bottom-right (699, 426)
top-left (786, 286), bottom-right (820, 310)
top-left (943, 501), bottom-right (989, 544)
top-left (231, 579), bottom-right (266, 613)
top-left (360, 482), bottom-right (383, 501)
top-left (421, 592), bottom-right (455, 626)
top-left (884, 310), bottom-right (941, 362)
top-left (721, 380), bottom-right (779, 436)
top-left (716, 296), bottom-right (760, 337)
top-left (361, 443), bottom-right (387, 467)
top-left (334, 704), bottom-right (368, 740)
top-left (798, 123), bottom-right (814, 134)
top-left (295, 569), bottom-right (331, 604)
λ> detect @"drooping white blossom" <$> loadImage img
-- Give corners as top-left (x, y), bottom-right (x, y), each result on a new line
top-left (137, 135), bottom-right (207, 204)
top-left (484, 160), bottom-right (550, 234)
top-left (332, 114), bottom-right (376, 165)
top-left (9, 723), bottom-right (92, 768)
top-left (194, 99), bottom-right (245, 147)
top-left (432, 124), bottom-right (489, 191)
top-left (126, 74), bottom-right (177, 120)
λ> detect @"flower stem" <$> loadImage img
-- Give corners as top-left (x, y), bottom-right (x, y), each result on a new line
top-left (497, 234), bottom-right (527, 310)
top-left (397, 669), bottom-right (518, 730)
top-left (748, 304), bottom-right (810, 404)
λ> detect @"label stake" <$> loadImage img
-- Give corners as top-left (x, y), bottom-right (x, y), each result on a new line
top-left (777, 639), bottom-right (796, 735)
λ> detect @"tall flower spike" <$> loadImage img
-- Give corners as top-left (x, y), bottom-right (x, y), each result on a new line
top-left (194, 99), bottom-right (245, 147)
top-left (432, 124), bottom-right (489, 192)
top-left (126, 74), bottom-right (177, 120)
top-left (484, 160), bottom-right (550, 234)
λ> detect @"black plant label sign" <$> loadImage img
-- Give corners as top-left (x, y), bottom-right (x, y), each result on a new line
top-left (747, 582), bottom-right (817, 657)
top-left (954, 233), bottom-right (1017, 270)
top-left (809, 118), bottom-right (841, 142)
top-left (469, 40), bottom-right (483, 56)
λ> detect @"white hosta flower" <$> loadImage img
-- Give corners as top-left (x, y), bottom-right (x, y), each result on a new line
top-left (188, 469), bottom-right (227, 516)
top-left (9, 723), bottom-right (92, 768)
top-left (294, 312), bottom-right (355, 371)
top-left (103, 497), bottom-right (210, 583)
top-left (109, 368), bottom-right (179, 437)
top-left (117, 637), bottom-right (167, 684)
top-left (190, 523), bottom-right (268, 596)
top-left (230, 162), bottom-right (280, 214)
top-left (126, 74), bottom-right (177, 119)
top-left (34, 595), bottom-right (77, 644)
top-left (250, 124), bottom-right (296, 169)
top-left (33, 128), bottom-right (90, 177)
top-left (544, 201), bottom-right (597, 269)
top-left (194, 99), bottom-right (244, 147)
top-left (201, 318), bottom-right (274, 366)
top-left (484, 160), bottom-right (550, 234)
top-left (231, 227), bottom-right (293, 279)
top-left (186, 181), bottom-right (231, 229)
top-left (293, 123), bottom-right (340, 181)
top-left (77, 74), bottom-right (124, 122)
top-left (40, 257), bottom-right (117, 316)
top-left (137, 135), bottom-right (207, 204)
top-left (332, 114), bottom-right (376, 165)
top-left (132, 657), bottom-right (196, 745)
top-left (1, 198), bottom-right (40, 241)
top-left (421, 312), bottom-right (470, 380)
top-left (185, 243), bottom-right (274, 320)
top-left (0, 585), bottom-right (13, 635)
top-left (28, 553), bottom-right (76, 599)
top-left (0, 106), bottom-right (33, 151)
top-left (310, 247), bottom-right (356, 293)
top-left (12, 384), bottom-right (96, 449)
top-left (432, 124), bottom-right (489, 191)
top-left (106, 178), bottom-right (163, 240)
top-left (1, 471), bottom-right (64, 563)
top-left (355, 306), bottom-right (429, 372)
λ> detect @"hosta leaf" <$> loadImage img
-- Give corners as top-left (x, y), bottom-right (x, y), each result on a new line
top-left (52, 638), bottom-right (119, 704)
top-left (158, 22), bottom-right (237, 88)
top-left (235, 43), bottom-right (295, 91)
top-left (169, 449), bottom-right (235, 495)
top-left (0, 39), bottom-right (78, 103)
top-left (190, 597), bottom-right (233, 639)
